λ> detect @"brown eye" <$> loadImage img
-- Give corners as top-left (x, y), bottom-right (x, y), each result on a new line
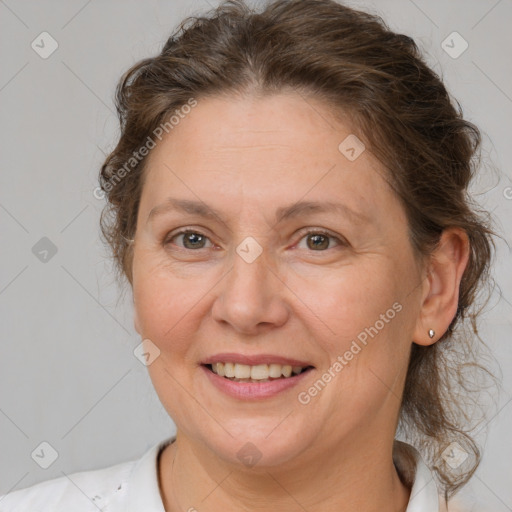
top-left (306, 233), bottom-right (329, 250)
top-left (167, 230), bottom-right (213, 250)
top-left (297, 230), bottom-right (344, 251)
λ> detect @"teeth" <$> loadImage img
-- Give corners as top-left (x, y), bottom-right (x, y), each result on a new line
top-left (250, 364), bottom-right (268, 380)
top-left (235, 363), bottom-right (251, 379)
top-left (214, 362), bottom-right (225, 377)
top-left (269, 364), bottom-right (282, 378)
top-left (224, 362), bottom-right (235, 378)
top-left (210, 362), bottom-right (308, 380)
top-left (281, 365), bottom-right (292, 378)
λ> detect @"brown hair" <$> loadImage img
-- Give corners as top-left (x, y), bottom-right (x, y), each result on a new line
top-left (99, 0), bottom-right (499, 501)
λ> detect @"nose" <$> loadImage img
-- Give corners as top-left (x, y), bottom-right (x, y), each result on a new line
top-left (211, 242), bottom-right (290, 335)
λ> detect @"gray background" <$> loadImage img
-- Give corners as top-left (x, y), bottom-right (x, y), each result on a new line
top-left (1, 0), bottom-right (511, 509)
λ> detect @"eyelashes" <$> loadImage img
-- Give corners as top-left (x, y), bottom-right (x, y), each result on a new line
top-left (164, 228), bottom-right (347, 253)
top-left (166, 230), bottom-right (214, 250)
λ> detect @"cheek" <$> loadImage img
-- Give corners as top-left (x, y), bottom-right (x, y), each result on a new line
top-left (297, 261), bottom-right (410, 402)
top-left (292, 261), bottom-right (401, 343)
top-left (306, 270), bottom-right (409, 425)
top-left (132, 256), bottom-right (217, 356)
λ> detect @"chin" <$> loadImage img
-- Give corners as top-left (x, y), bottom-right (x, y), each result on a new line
top-left (195, 419), bottom-right (315, 470)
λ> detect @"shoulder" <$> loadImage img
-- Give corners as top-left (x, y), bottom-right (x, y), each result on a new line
top-left (0, 459), bottom-right (135, 512)
top-left (0, 437), bottom-right (174, 512)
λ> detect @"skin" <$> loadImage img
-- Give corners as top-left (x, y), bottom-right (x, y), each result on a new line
top-left (131, 92), bottom-right (469, 512)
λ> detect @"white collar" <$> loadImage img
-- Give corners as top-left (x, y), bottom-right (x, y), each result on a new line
top-left (393, 439), bottom-right (444, 511)
top-left (122, 437), bottom-right (443, 512)
top-left (124, 438), bottom-right (172, 512)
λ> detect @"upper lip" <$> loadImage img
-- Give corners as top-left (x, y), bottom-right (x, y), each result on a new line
top-left (202, 353), bottom-right (314, 367)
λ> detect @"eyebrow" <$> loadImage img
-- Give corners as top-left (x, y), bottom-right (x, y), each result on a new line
top-left (146, 197), bottom-right (371, 226)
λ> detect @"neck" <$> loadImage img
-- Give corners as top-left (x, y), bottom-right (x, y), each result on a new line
top-left (158, 431), bottom-right (411, 512)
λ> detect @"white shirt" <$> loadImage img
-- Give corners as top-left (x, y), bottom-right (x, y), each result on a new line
top-left (0, 437), bottom-right (448, 511)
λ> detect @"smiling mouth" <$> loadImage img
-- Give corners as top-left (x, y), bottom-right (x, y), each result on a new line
top-left (204, 363), bottom-right (315, 382)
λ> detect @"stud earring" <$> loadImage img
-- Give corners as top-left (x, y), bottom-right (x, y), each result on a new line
top-left (428, 329), bottom-right (435, 339)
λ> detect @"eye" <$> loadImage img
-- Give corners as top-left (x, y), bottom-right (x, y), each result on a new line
top-left (295, 230), bottom-right (345, 251)
top-left (165, 230), bottom-right (214, 250)
top-left (164, 228), bottom-right (346, 252)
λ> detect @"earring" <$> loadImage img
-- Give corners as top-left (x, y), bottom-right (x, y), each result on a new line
top-left (428, 329), bottom-right (435, 339)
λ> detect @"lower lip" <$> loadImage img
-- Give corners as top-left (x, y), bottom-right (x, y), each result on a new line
top-left (201, 365), bottom-right (314, 400)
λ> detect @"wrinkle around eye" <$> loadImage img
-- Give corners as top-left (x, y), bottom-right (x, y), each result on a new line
top-left (161, 229), bottom-right (350, 261)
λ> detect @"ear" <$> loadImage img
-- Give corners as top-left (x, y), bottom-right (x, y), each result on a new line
top-left (413, 227), bottom-right (470, 346)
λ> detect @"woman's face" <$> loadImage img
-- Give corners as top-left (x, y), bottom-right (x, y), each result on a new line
top-left (132, 92), bottom-right (425, 468)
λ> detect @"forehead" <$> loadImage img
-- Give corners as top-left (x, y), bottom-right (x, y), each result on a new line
top-left (140, 93), bottom-right (401, 229)
top-left (152, 92), bottom-right (352, 158)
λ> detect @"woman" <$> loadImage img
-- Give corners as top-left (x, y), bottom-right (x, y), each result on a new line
top-left (0, 0), bottom-right (498, 510)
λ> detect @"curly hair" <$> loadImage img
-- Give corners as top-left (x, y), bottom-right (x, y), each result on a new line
top-left (98, 0), bottom-right (499, 502)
